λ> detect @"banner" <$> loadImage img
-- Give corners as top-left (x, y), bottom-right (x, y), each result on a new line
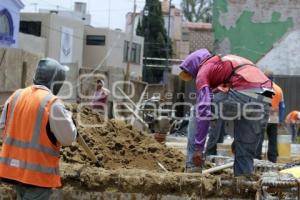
top-left (60, 26), bottom-right (73, 63)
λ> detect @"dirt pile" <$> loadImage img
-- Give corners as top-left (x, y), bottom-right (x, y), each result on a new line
top-left (0, 104), bottom-right (184, 172)
top-left (64, 104), bottom-right (185, 172)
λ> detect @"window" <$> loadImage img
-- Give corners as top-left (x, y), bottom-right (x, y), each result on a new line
top-left (86, 35), bottom-right (105, 45)
top-left (123, 40), bottom-right (141, 64)
top-left (20, 21), bottom-right (42, 37)
top-left (0, 14), bottom-right (10, 34)
top-left (0, 9), bottom-right (14, 45)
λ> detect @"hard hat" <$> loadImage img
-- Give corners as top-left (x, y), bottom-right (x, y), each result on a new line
top-left (33, 58), bottom-right (69, 95)
top-left (179, 71), bottom-right (193, 81)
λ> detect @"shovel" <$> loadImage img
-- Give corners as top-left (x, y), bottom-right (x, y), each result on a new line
top-left (77, 133), bottom-right (102, 167)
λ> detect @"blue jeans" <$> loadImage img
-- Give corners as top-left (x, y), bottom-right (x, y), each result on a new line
top-left (186, 90), bottom-right (270, 176)
top-left (186, 108), bottom-right (197, 168)
top-left (255, 123), bottom-right (278, 163)
top-left (223, 90), bottom-right (270, 176)
top-left (205, 119), bottom-right (226, 156)
top-left (286, 124), bottom-right (296, 143)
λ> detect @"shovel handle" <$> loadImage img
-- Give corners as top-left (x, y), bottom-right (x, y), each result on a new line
top-left (77, 133), bottom-right (99, 164)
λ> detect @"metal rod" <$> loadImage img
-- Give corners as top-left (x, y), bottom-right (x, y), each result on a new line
top-left (116, 87), bottom-right (148, 127)
top-left (117, 87), bottom-right (137, 109)
top-left (202, 162), bottom-right (234, 174)
top-left (157, 161), bottom-right (168, 172)
top-left (130, 84), bottom-right (148, 125)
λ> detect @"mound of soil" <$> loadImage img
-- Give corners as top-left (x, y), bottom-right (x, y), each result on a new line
top-left (0, 104), bottom-right (184, 172)
top-left (64, 104), bottom-right (185, 172)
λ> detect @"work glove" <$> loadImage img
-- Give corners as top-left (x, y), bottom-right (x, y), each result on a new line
top-left (231, 141), bottom-right (235, 155)
top-left (192, 151), bottom-right (204, 167)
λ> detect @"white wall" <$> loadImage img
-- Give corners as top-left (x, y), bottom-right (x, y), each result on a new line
top-left (83, 26), bottom-right (109, 69)
top-left (19, 33), bottom-right (46, 56)
top-left (257, 30), bottom-right (300, 75)
top-left (83, 27), bottom-right (144, 79)
top-left (107, 29), bottom-right (144, 79)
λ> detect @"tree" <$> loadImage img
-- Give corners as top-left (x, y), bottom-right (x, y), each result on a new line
top-left (181, 0), bottom-right (213, 23)
top-left (136, 0), bottom-right (172, 60)
top-left (136, 0), bottom-right (172, 83)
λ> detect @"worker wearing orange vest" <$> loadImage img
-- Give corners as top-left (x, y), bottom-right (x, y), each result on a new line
top-left (255, 72), bottom-right (285, 163)
top-left (0, 58), bottom-right (77, 200)
top-left (285, 111), bottom-right (300, 143)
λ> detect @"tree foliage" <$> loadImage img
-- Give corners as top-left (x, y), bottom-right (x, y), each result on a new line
top-left (181, 0), bottom-right (213, 23)
top-left (136, 0), bottom-right (172, 59)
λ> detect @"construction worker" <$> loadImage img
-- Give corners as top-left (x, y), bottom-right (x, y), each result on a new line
top-left (255, 72), bottom-right (285, 163)
top-left (92, 79), bottom-right (110, 113)
top-left (179, 49), bottom-right (272, 177)
top-left (0, 58), bottom-right (77, 200)
top-left (285, 110), bottom-right (300, 143)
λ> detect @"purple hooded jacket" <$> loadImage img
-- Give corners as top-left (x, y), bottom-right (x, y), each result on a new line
top-left (180, 49), bottom-right (213, 151)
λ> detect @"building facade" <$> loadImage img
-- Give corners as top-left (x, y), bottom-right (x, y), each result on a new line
top-left (20, 3), bottom-right (144, 100)
top-left (20, 12), bottom-right (85, 101)
top-left (213, 0), bottom-right (299, 75)
top-left (213, 0), bottom-right (300, 114)
top-left (0, 0), bottom-right (24, 48)
top-left (83, 26), bottom-right (144, 80)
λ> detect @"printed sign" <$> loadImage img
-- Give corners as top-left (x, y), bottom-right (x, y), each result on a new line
top-left (60, 26), bottom-right (73, 63)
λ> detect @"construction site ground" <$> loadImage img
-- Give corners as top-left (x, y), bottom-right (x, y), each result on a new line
top-left (0, 104), bottom-right (299, 199)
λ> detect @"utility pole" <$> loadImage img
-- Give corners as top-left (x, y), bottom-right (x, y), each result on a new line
top-left (125, 0), bottom-right (137, 92)
top-left (164, 0), bottom-right (172, 83)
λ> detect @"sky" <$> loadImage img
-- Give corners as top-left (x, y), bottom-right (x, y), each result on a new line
top-left (21, 0), bottom-right (182, 30)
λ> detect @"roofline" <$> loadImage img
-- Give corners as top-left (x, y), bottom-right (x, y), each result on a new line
top-left (13, 0), bottom-right (25, 9)
top-left (182, 22), bottom-right (212, 31)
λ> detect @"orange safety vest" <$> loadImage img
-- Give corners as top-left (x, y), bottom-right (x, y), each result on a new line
top-left (0, 86), bottom-right (61, 188)
top-left (271, 83), bottom-right (283, 111)
top-left (285, 111), bottom-right (300, 125)
top-left (221, 54), bottom-right (271, 86)
top-left (269, 83), bottom-right (283, 123)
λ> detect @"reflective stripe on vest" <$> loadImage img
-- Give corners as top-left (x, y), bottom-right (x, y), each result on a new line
top-left (0, 157), bottom-right (59, 175)
top-left (0, 90), bottom-right (60, 175)
top-left (4, 137), bottom-right (59, 157)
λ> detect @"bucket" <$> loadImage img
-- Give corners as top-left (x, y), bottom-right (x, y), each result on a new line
top-left (153, 133), bottom-right (166, 144)
top-left (277, 135), bottom-right (291, 158)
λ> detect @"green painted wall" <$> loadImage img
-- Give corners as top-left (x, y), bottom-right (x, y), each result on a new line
top-left (213, 0), bottom-right (294, 62)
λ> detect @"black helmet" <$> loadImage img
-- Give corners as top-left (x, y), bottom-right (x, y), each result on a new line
top-left (33, 58), bottom-right (69, 95)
